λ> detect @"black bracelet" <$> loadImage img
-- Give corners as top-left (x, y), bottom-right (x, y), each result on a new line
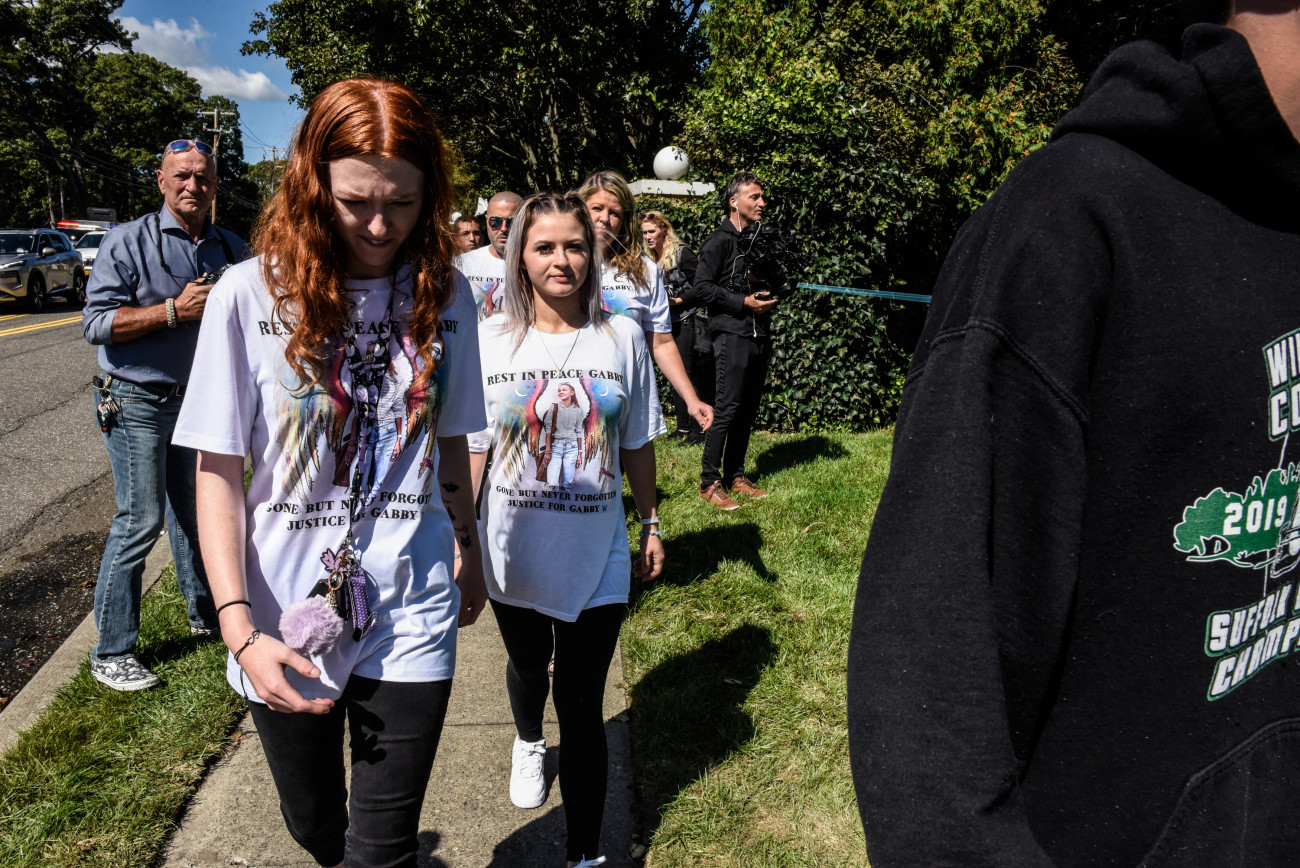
top-left (232, 629), bottom-right (261, 665)
top-left (216, 599), bottom-right (251, 616)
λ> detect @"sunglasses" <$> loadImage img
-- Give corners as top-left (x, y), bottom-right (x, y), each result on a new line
top-left (166, 139), bottom-right (213, 156)
top-left (487, 215), bottom-right (515, 231)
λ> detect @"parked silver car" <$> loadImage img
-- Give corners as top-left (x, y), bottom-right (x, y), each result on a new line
top-left (0, 229), bottom-right (86, 311)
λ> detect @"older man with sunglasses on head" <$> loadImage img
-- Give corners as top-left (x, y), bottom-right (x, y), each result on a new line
top-left (80, 138), bottom-right (250, 691)
top-left (454, 190), bottom-right (521, 320)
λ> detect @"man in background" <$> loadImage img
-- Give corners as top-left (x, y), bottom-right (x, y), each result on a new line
top-left (454, 214), bottom-right (484, 253)
top-left (692, 172), bottom-right (781, 511)
top-left (454, 191), bottom-right (521, 319)
top-left (81, 139), bottom-right (249, 691)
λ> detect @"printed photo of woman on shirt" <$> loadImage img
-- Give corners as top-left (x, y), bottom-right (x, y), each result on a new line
top-left (539, 381), bottom-right (586, 491)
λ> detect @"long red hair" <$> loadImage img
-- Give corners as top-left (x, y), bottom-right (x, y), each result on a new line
top-left (252, 78), bottom-right (456, 393)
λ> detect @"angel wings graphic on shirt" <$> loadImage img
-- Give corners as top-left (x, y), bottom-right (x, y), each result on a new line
top-left (275, 331), bottom-right (445, 501)
top-left (496, 377), bottom-right (621, 491)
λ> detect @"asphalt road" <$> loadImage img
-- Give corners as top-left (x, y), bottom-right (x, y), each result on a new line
top-left (0, 299), bottom-right (118, 702)
top-left (0, 300), bottom-right (112, 553)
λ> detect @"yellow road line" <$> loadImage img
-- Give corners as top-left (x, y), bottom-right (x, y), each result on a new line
top-left (0, 315), bottom-right (81, 338)
top-left (0, 313), bottom-right (31, 322)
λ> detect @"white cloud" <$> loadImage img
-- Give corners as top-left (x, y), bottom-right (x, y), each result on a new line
top-left (189, 67), bottom-right (289, 102)
top-left (111, 16), bottom-right (289, 103)
top-left (115, 16), bottom-right (212, 68)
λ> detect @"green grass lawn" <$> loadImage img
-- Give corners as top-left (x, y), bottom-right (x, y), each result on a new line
top-left (0, 575), bottom-right (244, 867)
top-left (624, 428), bottom-right (891, 867)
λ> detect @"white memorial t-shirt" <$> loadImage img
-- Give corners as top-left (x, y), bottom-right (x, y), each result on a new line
top-left (600, 256), bottom-right (670, 333)
top-left (173, 258), bottom-right (486, 702)
top-left (476, 314), bottom-right (664, 620)
top-left (454, 244), bottom-right (507, 319)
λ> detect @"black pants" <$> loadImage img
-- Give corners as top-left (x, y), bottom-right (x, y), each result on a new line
top-left (670, 316), bottom-right (714, 437)
top-left (701, 331), bottom-right (771, 488)
top-left (491, 600), bottom-right (626, 863)
top-left (249, 676), bottom-right (453, 868)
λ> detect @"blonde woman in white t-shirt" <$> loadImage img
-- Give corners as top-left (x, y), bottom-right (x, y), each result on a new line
top-left (579, 169), bottom-right (713, 435)
top-left (469, 191), bottom-right (665, 868)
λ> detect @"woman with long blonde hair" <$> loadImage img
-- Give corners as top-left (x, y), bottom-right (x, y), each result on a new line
top-left (175, 78), bottom-right (487, 868)
top-left (642, 209), bottom-right (711, 441)
top-left (579, 170), bottom-right (713, 434)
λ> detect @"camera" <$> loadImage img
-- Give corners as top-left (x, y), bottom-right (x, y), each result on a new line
top-left (731, 221), bottom-right (800, 297)
top-left (196, 264), bottom-right (232, 286)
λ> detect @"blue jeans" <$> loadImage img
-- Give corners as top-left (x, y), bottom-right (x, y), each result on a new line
top-left (546, 438), bottom-right (579, 491)
top-left (92, 375), bottom-right (214, 659)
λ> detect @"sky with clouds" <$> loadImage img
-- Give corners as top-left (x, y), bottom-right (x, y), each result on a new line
top-left (112, 0), bottom-right (304, 164)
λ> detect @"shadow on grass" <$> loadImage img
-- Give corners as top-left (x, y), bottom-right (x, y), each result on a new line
top-left (752, 434), bottom-right (849, 478)
top-left (628, 624), bottom-right (776, 842)
top-left (635, 523), bottom-right (773, 595)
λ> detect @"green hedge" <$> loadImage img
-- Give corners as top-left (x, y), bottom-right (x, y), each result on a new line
top-left (638, 194), bottom-right (913, 432)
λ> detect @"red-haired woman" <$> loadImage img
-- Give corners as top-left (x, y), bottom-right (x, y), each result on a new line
top-left (174, 78), bottom-right (487, 868)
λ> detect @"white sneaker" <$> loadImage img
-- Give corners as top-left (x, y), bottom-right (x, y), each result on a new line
top-left (509, 736), bottom-right (547, 808)
top-left (573, 858), bottom-right (606, 867)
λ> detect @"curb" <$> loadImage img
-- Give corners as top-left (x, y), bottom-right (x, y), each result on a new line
top-left (0, 540), bottom-right (173, 756)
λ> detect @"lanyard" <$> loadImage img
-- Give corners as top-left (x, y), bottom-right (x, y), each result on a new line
top-left (152, 212), bottom-right (236, 285)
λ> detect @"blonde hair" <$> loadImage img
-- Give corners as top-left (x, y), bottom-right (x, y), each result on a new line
top-left (577, 169), bottom-right (649, 291)
top-left (641, 210), bottom-right (683, 271)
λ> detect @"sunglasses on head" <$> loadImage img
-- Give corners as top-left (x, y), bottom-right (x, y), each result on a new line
top-left (487, 215), bottom-right (514, 231)
top-left (166, 139), bottom-right (213, 156)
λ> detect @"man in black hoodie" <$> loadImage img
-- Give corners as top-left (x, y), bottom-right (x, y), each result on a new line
top-left (848, 3), bottom-right (1300, 865)
top-left (693, 171), bottom-right (781, 510)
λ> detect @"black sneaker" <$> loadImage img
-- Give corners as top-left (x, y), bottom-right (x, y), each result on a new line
top-left (90, 653), bottom-right (160, 691)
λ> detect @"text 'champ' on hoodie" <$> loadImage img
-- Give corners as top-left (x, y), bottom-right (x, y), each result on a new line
top-left (848, 24), bottom-right (1300, 868)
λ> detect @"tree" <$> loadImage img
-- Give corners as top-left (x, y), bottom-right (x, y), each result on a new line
top-left (668, 0), bottom-right (1084, 430)
top-left (245, 0), bottom-right (707, 192)
top-left (0, 0), bottom-right (132, 221)
top-left (80, 51), bottom-right (204, 220)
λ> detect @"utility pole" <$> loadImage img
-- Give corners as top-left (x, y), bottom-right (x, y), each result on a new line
top-left (260, 146), bottom-right (285, 202)
top-left (205, 107), bottom-right (233, 224)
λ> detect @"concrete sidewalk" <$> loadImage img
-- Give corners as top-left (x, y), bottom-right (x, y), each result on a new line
top-left (162, 615), bottom-right (636, 868)
top-left (0, 548), bottom-right (637, 868)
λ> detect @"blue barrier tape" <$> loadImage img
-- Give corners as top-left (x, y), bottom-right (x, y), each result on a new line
top-left (796, 282), bottom-right (932, 304)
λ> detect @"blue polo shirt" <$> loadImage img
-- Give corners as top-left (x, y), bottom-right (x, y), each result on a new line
top-left (82, 208), bottom-right (250, 385)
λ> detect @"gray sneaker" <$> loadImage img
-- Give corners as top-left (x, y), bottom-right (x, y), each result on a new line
top-left (90, 654), bottom-right (160, 691)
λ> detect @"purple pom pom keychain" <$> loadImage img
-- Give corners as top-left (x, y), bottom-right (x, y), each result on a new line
top-left (280, 596), bottom-right (347, 655)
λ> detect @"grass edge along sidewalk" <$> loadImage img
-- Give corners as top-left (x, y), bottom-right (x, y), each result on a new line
top-left (0, 429), bottom-right (886, 867)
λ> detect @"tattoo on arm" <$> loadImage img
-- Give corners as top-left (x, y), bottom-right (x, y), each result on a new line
top-left (441, 481), bottom-right (460, 493)
top-left (454, 522), bottom-right (473, 550)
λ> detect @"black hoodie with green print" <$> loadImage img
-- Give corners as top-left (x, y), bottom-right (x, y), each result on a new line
top-left (848, 25), bottom-right (1300, 867)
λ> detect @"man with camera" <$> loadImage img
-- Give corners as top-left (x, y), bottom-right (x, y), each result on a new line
top-left (693, 171), bottom-right (785, 510)
top-left (81, 139), bottom-right (249, 690)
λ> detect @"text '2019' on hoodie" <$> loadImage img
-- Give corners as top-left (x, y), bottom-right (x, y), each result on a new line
top-left (848, 24), bottom-right (1300, 868)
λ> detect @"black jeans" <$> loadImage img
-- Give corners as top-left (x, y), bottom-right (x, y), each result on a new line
top-left (670, 316), bottom-right (714, 437)
top-left (701, 331), bottom-right (771, 488)
top-left (490, 600), bottom-right (626, 863)
top-left (249, 676), bottom-right (453, 868)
